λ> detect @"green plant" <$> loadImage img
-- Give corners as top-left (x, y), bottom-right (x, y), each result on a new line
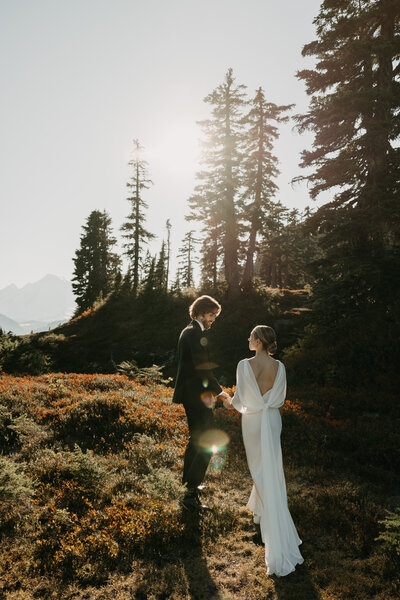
top-left (0, 455), bottom-right (36, 530)
top-left (117, 359), bottom-right (171, 384)
top-left (141, 466), bottom-right (185, 501)
top-left (376, 509), bottom-right (400, 563)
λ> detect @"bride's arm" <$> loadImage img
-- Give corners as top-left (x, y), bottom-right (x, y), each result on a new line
top-left (231, 361), bottom-right (246, 413)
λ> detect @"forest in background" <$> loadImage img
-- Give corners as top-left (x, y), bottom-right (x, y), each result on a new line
top-left (0, 0), bottom-right (399, 393)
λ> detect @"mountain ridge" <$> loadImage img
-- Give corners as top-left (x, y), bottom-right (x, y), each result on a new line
top-left (0, 274), bottom-right (76, 333)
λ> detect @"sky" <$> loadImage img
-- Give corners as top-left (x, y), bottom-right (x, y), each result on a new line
top-left (0, 0), bottom-right (323, 290)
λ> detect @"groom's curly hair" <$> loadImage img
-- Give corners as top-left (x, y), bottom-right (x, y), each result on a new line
top-left (189, 295), bottom-right (221, 319)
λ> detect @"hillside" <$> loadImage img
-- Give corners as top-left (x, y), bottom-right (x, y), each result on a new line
top-left (4, 287), bottom-right (311, 383)
top-left (0, 372), bottom-right (398, 599)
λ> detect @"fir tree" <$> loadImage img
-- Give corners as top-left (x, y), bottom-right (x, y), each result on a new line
top-left (154, 240), bottom-right (167, 291)
top-left (165, 219), bottom-right (172, 291)
top-left (72, 210), bottom-right (121, 312)
top-left (188, 68), bottom-right (247, 297)
top-left (240, 87), bottom-right (293, 288)
top-left (121, 139), bottom-right (155, 296)
top-left (140, 251), bottom-right (156, 295)
top-left (199, 217), bottom-right (223, 289)
top-left (177, 231), bottom-right (197, 288)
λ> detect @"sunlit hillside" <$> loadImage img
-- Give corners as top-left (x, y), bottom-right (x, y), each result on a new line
top-left (0, 373), bottom-right (398, 599)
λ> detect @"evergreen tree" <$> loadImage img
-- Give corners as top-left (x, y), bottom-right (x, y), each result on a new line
top-left (121, 139), bottom-right (155, 296)
top-left (177, 231), bottom-right (197, 288)
top-left (240, 87), bottom-right (293, 288)
top-left (171, 268), bottom-right (182, 295)
top-left (258, 203), bottom-right (290, 288)
top-left (258, 206), bottom-right (321, 288)
top-left (165, 219), bottom-right (172, 291)
top-left (295, 0), bottom-right (400, 378)
top-left (72, 210), bottom-right (121, 312)
top-left (188, 68), bottom-right (247, 297)
top-left (199, 216), bottom-right (224, 289)
top-left (154, 240), bottom-right (167, 291)
top-left (140, 250), bottom-right (156, 295)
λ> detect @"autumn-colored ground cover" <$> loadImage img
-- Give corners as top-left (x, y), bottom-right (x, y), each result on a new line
top-left (0, 373), bottom-right (398, 599)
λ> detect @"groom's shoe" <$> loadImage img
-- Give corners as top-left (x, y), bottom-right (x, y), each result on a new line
top-left (181, 492), bottom-right (211, 512)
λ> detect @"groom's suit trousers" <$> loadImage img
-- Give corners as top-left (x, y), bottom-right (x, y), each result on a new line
top-left (182, 400), bottom-right (214, 492)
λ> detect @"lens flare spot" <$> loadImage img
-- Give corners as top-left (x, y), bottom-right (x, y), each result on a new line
top-left (200, 336), bottom-right (208, 347)
top-left (198, 429), bottom-right (230, 469)
top-left (202, 378), bottom-right (209, 389)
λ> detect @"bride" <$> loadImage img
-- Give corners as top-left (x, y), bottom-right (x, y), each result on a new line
top-left (224, 325), bottom-right (304, 577)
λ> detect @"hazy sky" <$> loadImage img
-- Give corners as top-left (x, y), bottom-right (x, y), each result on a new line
top-left (0, 0), bottom-right (323, 290)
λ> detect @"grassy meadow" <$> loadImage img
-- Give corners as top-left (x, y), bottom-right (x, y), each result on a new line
top-left (0, 372), bottom-right (399, 600)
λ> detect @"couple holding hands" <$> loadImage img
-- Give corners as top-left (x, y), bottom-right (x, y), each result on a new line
top-left (172, 295), bottom-right (304, 577)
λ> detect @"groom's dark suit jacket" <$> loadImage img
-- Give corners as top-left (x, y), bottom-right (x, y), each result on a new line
top-left (173, 320), bottom-right (222, 406)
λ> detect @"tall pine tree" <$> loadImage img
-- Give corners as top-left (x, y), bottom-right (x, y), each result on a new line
top-left (72, 210), bottom-right (121, 313)
top-left (121, 139), bottom-right (154, 296)
top-left (240, 87), bottom-right (293, 288)
top-left (188, 68), bottom-right (247, 297)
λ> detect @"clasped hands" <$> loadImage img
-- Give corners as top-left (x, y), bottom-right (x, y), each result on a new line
top-left (202, 390), bottom-right (232, 409)
top-left (217, 390), bottom-right (232, 409)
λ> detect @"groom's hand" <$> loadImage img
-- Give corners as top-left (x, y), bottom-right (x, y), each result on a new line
top-left (201, 390), bottom-right (216, 409)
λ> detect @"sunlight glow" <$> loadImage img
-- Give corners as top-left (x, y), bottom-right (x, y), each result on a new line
top-left (145, 121), bottom-right (199, 176)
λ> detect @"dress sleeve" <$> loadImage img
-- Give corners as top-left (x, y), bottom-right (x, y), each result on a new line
top-left (232, 360), bottom-right (246, 414)
top-left (266, 362), bottom-right (287, 409)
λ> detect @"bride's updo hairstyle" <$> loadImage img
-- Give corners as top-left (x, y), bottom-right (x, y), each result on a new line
top-left (252, 325), bottom-right (277, 355)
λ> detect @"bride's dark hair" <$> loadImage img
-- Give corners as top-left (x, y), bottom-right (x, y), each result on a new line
top-left (252, 325), bottom-right (277, 354)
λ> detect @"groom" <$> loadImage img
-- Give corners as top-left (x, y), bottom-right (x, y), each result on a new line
top-left (173, 295), bottom-right (231, 510)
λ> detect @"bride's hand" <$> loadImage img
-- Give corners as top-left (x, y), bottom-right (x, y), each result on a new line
top-left (222, 395), bottom-right (232, 409)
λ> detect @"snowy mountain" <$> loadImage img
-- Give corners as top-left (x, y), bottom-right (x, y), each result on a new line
top-left (0, 275), bottom-right (76, 334)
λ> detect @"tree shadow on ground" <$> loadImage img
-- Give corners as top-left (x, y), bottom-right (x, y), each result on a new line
top-left (272, 559), bottom-right (321, 600)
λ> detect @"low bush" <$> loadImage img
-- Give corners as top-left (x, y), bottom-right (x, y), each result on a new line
top-left (0, 455), bottom-right (36, 532)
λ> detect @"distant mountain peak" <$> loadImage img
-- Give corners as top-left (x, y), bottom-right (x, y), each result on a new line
top-left (0, 274), bottom-right (76, 325)
top-left (1, 283), bottom-right (18, 291)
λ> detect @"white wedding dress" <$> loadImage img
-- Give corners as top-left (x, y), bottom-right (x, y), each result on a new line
top-left (232, 358), bottom-right (304, 576)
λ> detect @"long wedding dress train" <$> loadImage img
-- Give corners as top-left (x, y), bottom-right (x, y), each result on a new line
top-left (232, 359), bottom-right (304, 577)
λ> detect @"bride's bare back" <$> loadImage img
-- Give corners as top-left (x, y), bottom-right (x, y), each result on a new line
top-left (248, 355), bottom-right (279, 396)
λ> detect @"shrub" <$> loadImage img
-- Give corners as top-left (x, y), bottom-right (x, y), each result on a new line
top-left (0, 403), bottom-right (17, 452)
top-left (376, 509), bottom-right (400, 563)
top-left (141, 466), bottom-right (185, 501)
top-left (117, 359), bottom-right (171, 385)
top-left (0, 330), bottom-right (20, 370)
top-left (0, 455), bottom-right (36, 531)
top-left (2, 339), bottom-right (52, 375)
top-left (6, 414), bottom-right (50, 456)
top-left (33, 446), bottom-right (112, 516)
top-left (124, 432), bottom-right (181, 473)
